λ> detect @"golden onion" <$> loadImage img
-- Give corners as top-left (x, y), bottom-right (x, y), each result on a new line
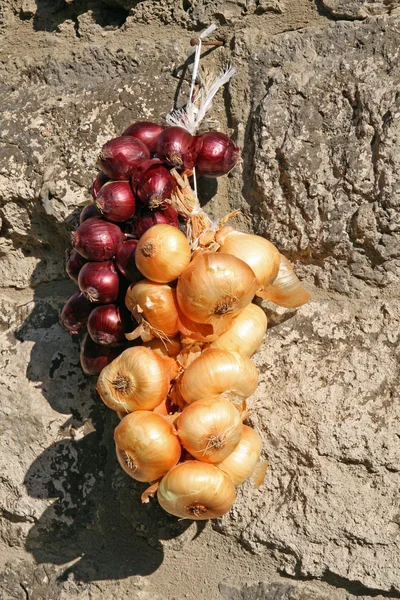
top-left (256, 254), bottom-right (311, 308)
top-left (135, 224), bottom-right (191, 283)
top-left (209, 303), bottom-right (267, 356)
top-left (157, 460), bottom-right (236, 520)
top-left (216, 425), bottom-right (263, 486)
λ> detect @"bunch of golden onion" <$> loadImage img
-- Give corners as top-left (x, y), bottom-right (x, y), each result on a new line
top-left (95, 169), bottom-right (311, 520)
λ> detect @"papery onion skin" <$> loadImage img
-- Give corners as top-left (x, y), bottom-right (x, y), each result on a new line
top-left (196, 132), bottom-right (240, 178)
top-left (216, 425), bottom-right (262, 486)
top-left (135, 224), bottom-right (191, 284)
top-left (87, 304), bottom-right (127, 346)
top-left (96, 346), bottom-right (170, 412)
top-left (80, 333), bottom-right (122, 376)
top-left (71, 218), bottom-right (125, 261)
top-left (65, 249), bottom-right (87, 283)
top-left (157, 461), bottom-right (236, 520)
top-left (209, 303), bottom-right (267, 357)
top-left (122, 121), bottom-right (164, 155)
top-left (177, 252), bottom-right (258, 326)
top-left (176, 396), bottom-right (243, 463)
top-left (80, 204), bottom-right (102, 224)
top-left (60, 292), bottom-right (94, 335)
top-left (136, 206), bottom-right (179, 238)
top-left (144, 336), bottom-right (182, 358)
top-left (115, 240), bottom-right (142, 283)
top-left (99, 136), bottom-right (150, 180)
top-left (96, 181), bottom-right (136, 223)
top-left (256, 254), bottom-right (311, 308)
top-left (156, 126), bottom-right (203, 170)
top-left (125, 279), bottom-right (180, 339)
top-left (136, 163), bottom-right (177, 209)
top-left (180, 348), bottom-right (258, 405)
top-left (114, 411), bottom-right (181, 482)
top-left (131, 158), bottom-right (162, 192)
top-left (90, 171), bottom-right (109, 199)
top-left (216, 227), bottom-right (281, 289)
top-left (78, 261), bottom-right (119, 304)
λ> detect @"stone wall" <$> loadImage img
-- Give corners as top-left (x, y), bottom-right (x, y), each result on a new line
top-left (0, 1), bottom-right (399, 599)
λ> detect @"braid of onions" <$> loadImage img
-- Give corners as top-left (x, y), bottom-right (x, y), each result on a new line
top-left (61, 114), bottom-right (310, 519)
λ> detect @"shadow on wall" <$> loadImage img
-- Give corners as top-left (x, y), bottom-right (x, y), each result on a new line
top-left (29, 0), bottom-right (133, 32)
top-left (16, 207), bottom-right (197, 585)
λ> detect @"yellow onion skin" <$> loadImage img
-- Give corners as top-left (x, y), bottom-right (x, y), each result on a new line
top-left (216, 425), bottom-right (262, 486)
top-left (96, 346), bottom-right (170, 413)
top-left (209, 303), bottom-right (267, 357)
top-left (216, 227), bottom-right (281, 289)
top-left (256, 254), bottom-right (311, 308)
top-left (135, 224), bottom-right (191, 283)
top-left (180, 348), bottom-right (258, 404)
top-left (144, 336), bottom-right (182, 358)
top-left (157, 460), bottom-right (236, 520)
top-left (115, 411), bottom-right (181, 482)
top-left (125, 280), bottom-right (179, 339)
top-left (176, 252), bottom-right (258, 327)
top-left (176, 396), bottom-right (243, 463)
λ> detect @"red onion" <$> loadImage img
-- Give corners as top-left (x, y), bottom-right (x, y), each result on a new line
top-left (196, 132), bottom-right (240, 178)
top-left (80, 204), bottom-right (102, 224)
top-left (115, 240), bottom-right (142, 283)
top-left (65, 249), bottom-right (87, 283)
top-left (156, 126), bottom-right (203, 170)
top-left (87, 304), bottom-right (127, 346)
top-left (90, 171), bottom-right (109, 199)
top-left (131, 158), bottom-right (161, 192)
top-left (71, 218), bottom-right (125, 261)
top-left (95, 181), bottom-right (136, 222)
top-left (122, 121), bottom-right (164, 155)
top-left (99, 136), bottom-right (150, 180)
top-left (80, 333), bottom-right (122, 376)
top-left (60, 292), bottom-right (94, 335)
top-left (136, 206), bottom-right (179, 238)
top-left (78, 261), bottom-right (119, 303)
top-left (136, 163), bottom-right (177, 209)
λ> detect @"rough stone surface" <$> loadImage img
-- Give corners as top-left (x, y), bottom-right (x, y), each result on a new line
top-left (230, 18), bottom-right (400, 297)
top-left (1, 1), bottom-right (400, 599)
top-left (321, 0), bottom-right (400, 18)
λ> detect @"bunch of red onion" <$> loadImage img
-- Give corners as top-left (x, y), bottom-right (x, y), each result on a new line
top-left (61, 121), bottom-right (240, 375)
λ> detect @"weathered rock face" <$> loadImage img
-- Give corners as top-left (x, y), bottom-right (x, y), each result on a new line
top-left (1, 1), bottom-right (400, 599)
top-left (232, 18), bottom-right (400, 296)
top-left (321, 0), bottom-right (400, 18)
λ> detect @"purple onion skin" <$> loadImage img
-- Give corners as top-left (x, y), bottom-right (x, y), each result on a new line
top-left (78, 261), bottom-right (119, 304)
top-left (122, 122), bottom-right (164, 155)
top-left (87, 304), bottom-right (127, 346)
top-left (95, 181), bottom-right (136, 223)
top-left (115, 240), bottom-right (142, 283)
top-left (196, 132), bottom-right (240, 178)
top-left (91, 171), bottom-right (110, 199)
top-left (80, 204), bottom-right (102, 224)
top-left (131, 158), bottom-right (162, 192)
top-left (65, 249), bottom-right (87, 283)
top-left (136, 164), bottom-right (177, 209)
top-left (156, 126), bottom-right (203, 170)
top-left (136, 207), bottom-right (179, 238)
top-left (60, 292), bottom-right (94, 335)
top-left (71, 218), bottom-right (125, 261)
top-left (99, 136), bottom-right (150, 180)
top-left (80, 333), bottom-right (122, 376)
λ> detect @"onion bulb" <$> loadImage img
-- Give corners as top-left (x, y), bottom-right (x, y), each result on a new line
top-left (125, 280), bottom-right (179, 341)
top-left (216, 226), bottom-right (281, 289)
top-left (180, 348), bottom-right (258, 404)
top-left (156, 126), bottom-right (202, 169)
top-left (80, 333), bottom-right (121, 376)
top-left (209, 303), bottom-right (267, 357)
top-left (96, 346), bottom-right (170, 413)
top-left (157, 461), bottom-right (236, 520)
top-left (99, 136), bottom-right (150, 180)
top-left (144, 336), bottom-right (182, 358)
top-left (135, 224), bottom-right (191, 283)
top-left (196, 131), bottom-right (240, 178)
top-left (72, 218), bottom-right (125, 262)
top-left (177, 253), bottom-right (258, 331)
top-left (114, 411), bottom-right (181, 482)
top-left (256, 254), bottom-right (311, 308)
top-left (176, 396), bottom-right (243, 463)
top-left (216, 425), bottom-right (262, 486)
